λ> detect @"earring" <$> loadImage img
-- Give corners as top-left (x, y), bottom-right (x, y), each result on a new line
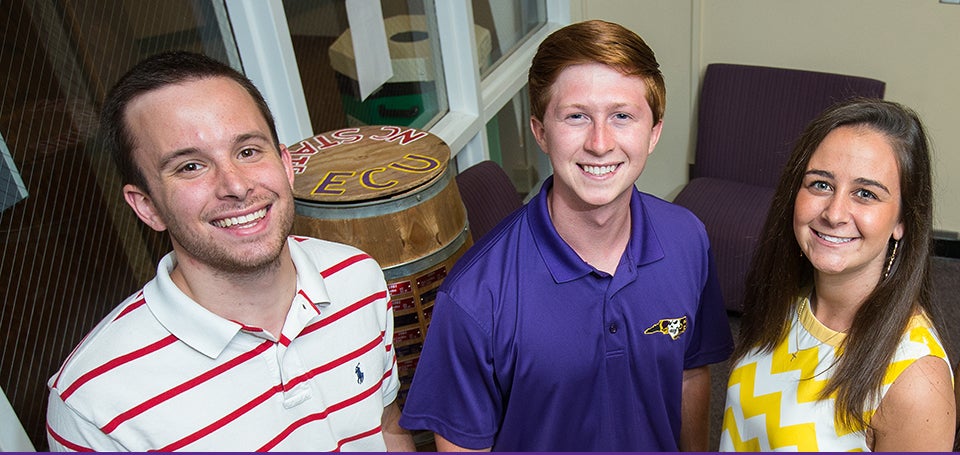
top-left (883, 239), bottom-right (899, 279)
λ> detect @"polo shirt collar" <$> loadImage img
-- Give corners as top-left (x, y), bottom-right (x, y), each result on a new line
top-left (529, 176), bottom-right (665, 283)
top-left (144, 238), bottom-right (330, 359)
top-left (285, 237), bottom-right (333, 315)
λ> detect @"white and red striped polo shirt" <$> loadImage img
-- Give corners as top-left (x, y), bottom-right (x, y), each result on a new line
top-left (46, 236), bottom-right (399, 451)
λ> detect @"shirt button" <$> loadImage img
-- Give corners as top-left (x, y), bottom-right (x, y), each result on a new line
top-left (609, 323), bottom-right (618, 334)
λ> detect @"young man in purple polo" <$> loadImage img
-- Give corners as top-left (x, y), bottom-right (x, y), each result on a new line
top-left (399, 20), bottom-right (733, 452)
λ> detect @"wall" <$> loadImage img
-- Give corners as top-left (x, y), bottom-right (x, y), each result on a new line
top-left (577, 0), bottom-right (960, 234)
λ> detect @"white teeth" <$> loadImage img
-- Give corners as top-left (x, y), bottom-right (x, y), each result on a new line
top-left (817, 232), bottom-right (854, 244)
top-left (583, 164), bottom-right (617, 176)
top-left (213, 208), bottom-right (267, 228)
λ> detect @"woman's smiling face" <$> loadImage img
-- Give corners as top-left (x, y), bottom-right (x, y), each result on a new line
top-left (793, 125), bottom-right (904, 281)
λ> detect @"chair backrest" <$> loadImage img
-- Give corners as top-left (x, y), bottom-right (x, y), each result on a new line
top-left (455, 160), bottom-right (523, 241)
top-left (932, 256), bottom-right (960, 366)
top-left (692, 63), bottom-right (886, 188)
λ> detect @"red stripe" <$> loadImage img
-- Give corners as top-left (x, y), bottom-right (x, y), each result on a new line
top-left (332, 426), bottom-right (382, 451)
top-left (384, 330), bottom-right (392, 352)
top-left (156, 385), bottom-right (283, 451)
top-left (52, 332), bottom-right (93, 389)
top-left (101, 340), bottom-right (274, 433)
top-left (257, 378), bottom-right (384, 451)
top-left (320, 253), bottom-right (372, 278)
top-left (236, 323), bottom-right (263, 332)
top-left (47, 422), bottom-right (94, 452)
top-left (297, 289), bottom-right (320, 312)
top-left (284, 335), bottom-right (382, 392)
top-left (54, 295), bottom-right (148, 389)
top-left (61, 335), bottom-right (178, 400)
top-left (300, 291), bottom-right (387, 338)
top-left (114, 296), bottom-right (146, 321)
top-left (156, 334), bottom-right (383, 451)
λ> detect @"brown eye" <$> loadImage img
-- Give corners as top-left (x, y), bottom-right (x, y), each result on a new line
top-left (179, 162), bottom-right (202, 173)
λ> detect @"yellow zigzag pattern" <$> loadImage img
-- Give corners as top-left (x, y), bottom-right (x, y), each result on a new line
top-left (769, 331), bottom-right (832, 404)
top-left (724, 359), bottom-right (820, 451)
top-left (726, 318), bottom-right (949, 452)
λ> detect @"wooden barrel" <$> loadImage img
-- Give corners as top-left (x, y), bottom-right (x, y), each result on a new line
top-left (289, 125), bottom-right (471, 409)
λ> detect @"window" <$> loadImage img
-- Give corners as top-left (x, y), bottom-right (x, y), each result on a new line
top-left (475, 0), bottom-right (547, 78)
top-left (486, 86), bottom-right (548, 199)
top-left (230, 0), bottom-right (565, 173)
top-left (282, 0), bottom-right (451, 132)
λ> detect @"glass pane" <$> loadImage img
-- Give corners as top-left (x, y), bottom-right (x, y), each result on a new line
top-left (473, 0), bottom-right (547, 78)
top-left (0, 0), bottom-right (235, 449)
top-left (283, 0), bottom-right (449, 134)
top-left (485, 85), bottom-right (547, 200)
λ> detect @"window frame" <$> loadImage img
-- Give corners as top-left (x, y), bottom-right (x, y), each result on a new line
top-left (224, 0), bottom-right (570, 171)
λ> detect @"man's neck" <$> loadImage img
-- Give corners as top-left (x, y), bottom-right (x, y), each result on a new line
top-left (169, 247), bottom-right (298, 338)
top-left (548, 191), bottom-right (632, 275)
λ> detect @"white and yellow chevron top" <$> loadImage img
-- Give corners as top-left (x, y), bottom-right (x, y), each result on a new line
top-left (720, 295), bottom-right (950, 452)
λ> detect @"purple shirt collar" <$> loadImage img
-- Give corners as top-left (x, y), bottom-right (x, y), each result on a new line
top-left (528, 175), bottom-right (665, 284)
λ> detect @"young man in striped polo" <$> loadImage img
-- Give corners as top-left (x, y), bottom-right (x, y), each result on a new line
top-left (45, 51), bottom-right (414, 452)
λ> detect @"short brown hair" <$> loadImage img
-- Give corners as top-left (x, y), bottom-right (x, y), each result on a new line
top-left (100, 51), bottom-right (280, 193)
top-left (528, 20), bottom-right (665, 124)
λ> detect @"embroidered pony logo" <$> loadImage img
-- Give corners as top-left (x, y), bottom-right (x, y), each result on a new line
top-left (355, 363), bottom-right (364, 384)
top-left (643, 316), bottom-right (688, 340)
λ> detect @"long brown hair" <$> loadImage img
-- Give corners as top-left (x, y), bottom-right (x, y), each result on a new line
top-left (735, 98), bottom-right (943, 431)
top-left (527, 20), bottom-right (665, 125)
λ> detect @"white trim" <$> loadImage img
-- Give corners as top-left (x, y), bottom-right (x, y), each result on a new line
top-left (431, 0), bottom-right (483, 165)
top-left (225, 0), bottom-right (313, 145)
top-left (479, 23), bottom-right (559, 124)
top-left (0, 387), bottom-right (34, 451)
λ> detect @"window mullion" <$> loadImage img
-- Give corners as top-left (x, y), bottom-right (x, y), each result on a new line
top-left (431, 0), bottom-right (484, 166)
top-left (224, 0), bottom-right (312, 145)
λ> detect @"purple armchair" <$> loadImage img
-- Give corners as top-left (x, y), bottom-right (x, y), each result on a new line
top-left (456, 160), bottom-right (523, 242)
top-left (674, 63), bottom-right (885, 313)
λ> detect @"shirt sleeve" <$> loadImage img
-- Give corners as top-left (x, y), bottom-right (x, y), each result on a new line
top-left (46, 390), bottom-right (126, 452)
top-left (398, 290), bottom-right (500, 450)
top-left (377, 275), bottom-right (401, 407)
top-left (684, 246), bottom-right (734, 369)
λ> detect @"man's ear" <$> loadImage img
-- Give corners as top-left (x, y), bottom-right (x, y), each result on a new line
top-left (647, 120), bottom-right (664, 155)
top-left (123, 184), bottom-right (167, 232)
top-left (280, 144), bottom-right (295, 186)
top-left (530, 116), bottom-right (548, 155)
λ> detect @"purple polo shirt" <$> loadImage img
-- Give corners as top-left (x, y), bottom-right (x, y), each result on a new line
top-left (399, 176), bottom-right (733, 451)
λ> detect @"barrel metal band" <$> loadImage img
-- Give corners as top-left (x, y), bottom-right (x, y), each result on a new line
top-left (382, 225), bottom-right (470, 280)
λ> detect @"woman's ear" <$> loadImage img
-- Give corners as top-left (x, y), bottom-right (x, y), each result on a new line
top-left (893, 220), bottom-right (904, 242)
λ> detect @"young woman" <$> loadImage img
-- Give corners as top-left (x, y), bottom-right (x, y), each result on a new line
top-left (720, 98), bottom-right (954, 451)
